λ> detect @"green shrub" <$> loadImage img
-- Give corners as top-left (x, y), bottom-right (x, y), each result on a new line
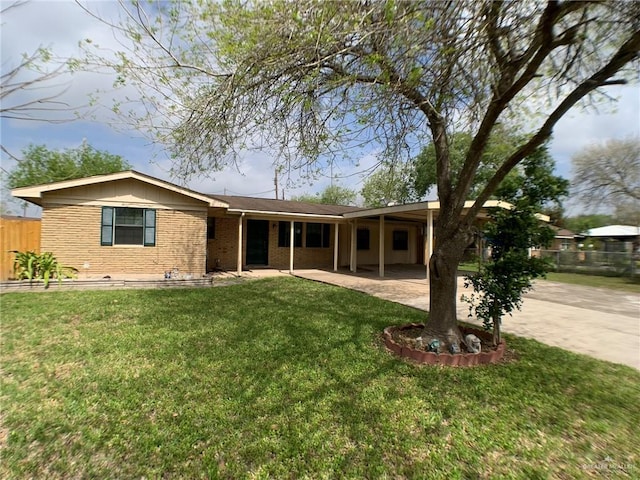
top-left (11, 250), bottom-right (77, 287)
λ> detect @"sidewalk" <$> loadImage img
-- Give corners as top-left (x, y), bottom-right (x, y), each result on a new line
top-left (293, 268), bottom-right (640, 370)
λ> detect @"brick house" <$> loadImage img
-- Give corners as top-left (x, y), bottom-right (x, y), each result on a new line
top-left (11, 170), bottom-right (505, 279)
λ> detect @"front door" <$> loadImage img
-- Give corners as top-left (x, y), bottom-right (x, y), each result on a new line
top-left (246, 219), bottom-right (269, 265)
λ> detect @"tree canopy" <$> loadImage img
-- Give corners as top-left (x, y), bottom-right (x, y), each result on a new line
top-left (360, 163), bottom-right (413, 208)
top-left (7, 142), bottom-right (131, 188)
top-left (412, 129), bottom-right (523, 200)
top-left (291, 184), bottom-right (357, 206)
top-left (83, 0), bottom-right (640, 343)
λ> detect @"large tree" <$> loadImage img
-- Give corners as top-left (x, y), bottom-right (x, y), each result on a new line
top-left (82, 1), bottom-right (640, 343)
top-left (571, 137), bottom-right (640, 219)
top-left (362, 131), bottom-right (567, 210)
top-left (7, 142), bottom-right (131, 188)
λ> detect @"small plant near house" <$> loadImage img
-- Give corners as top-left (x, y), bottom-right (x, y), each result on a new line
top-left (462, 208), bottom-right (554, 346)
top-left (12, 250), bottom-right (77, 287)
top-left (462, 149), bottom-right (568, 346)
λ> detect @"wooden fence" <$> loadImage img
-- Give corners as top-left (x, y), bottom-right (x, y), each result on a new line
top-left (0, 216), bottom-right (41, 281)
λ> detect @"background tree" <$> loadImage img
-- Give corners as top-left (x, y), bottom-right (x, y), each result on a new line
top-left (571, 137), bottom-right (640, 217)
top-left (612, 203), bottom-right (640, 226)
top-left (291, 184), bottom-right (357, 205)
top-left (361, 163), bottom-right (413, 207)
top-left (362, 132), bottom-right (568, 215)
top-left (412, 129), bottom-right (516, 200)
top-left (563, 214), bottom-right (615, 234)
top-left (7, 142), bottom-right (131, 188)
top-left (82, 0), bottom-right (640, 345)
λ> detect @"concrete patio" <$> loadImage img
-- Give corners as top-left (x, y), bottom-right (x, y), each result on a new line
top-left (293, 265), bottom-right (640, 370)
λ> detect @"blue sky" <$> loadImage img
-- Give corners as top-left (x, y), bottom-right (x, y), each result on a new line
top-left (2, 0), bottom-right (639, 217)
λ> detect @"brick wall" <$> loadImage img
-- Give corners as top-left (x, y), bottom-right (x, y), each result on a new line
top-left (267, 222), bottom-right (334, 269)
top-left (42, 204), bottom-right (207, 276)
top-left (208, 217), bottom-right (336, 271)
top-left (207, 217), bottom-right (239, 270)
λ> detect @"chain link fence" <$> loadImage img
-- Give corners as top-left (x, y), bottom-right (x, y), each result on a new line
top-left (534, 250), bottom-right (637, 277)
top-left (462, 248), bottom-right (638, 278)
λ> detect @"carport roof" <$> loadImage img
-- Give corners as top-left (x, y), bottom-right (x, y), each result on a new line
top-left (583, 225), bottom-right (640, 237)
top-left (343, 199), bottom-right (517, 222)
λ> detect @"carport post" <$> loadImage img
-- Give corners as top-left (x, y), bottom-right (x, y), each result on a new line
top-left (237, 213), bottom-right (244, 276)
top-left (289, 220), bottom-right (295, 274)
top-left (350, 220), bottom-right (357, 272)
top-left (333, 223), bottom-right (339, 272)
top-left (379, 215), bottom-right (385, 278)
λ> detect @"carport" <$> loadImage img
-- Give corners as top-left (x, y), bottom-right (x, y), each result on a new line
top-left (342, 200), bottom-right (509, 279)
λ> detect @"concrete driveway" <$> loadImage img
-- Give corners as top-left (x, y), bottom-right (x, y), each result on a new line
top-left (294, 266), bottom-right (640, 370)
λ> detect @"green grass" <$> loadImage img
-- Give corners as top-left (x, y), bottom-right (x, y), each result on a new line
top-left (2, 277), bottom-right (639, 479)
top-left (460, 263), bottom-right (640, 293)
top-left (543, 271), bottom-right (640, 293)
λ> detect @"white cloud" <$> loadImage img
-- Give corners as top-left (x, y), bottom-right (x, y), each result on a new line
top-left (550, 84), bottom-right (640, 179)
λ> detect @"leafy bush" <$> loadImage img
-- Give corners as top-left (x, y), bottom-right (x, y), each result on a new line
top-left (462, 147), bottom-right (567, 346)
top-left (11, 251), bottom-right (77, 287)
top-left (463, 208), bottom-right (553, 346)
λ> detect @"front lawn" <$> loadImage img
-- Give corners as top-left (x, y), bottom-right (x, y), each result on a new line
top-left (1, 277), bottom-right (638, 479)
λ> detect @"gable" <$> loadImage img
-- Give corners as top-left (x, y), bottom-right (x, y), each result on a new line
top-left (42, 177), bottom-right (210, 211)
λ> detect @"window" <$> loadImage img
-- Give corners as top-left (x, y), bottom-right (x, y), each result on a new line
top-left (306, 223), bottom-right (331, 248)
top-left (101, 207), bottom-right (156, 246)
top-left (278, 221), bottom-right (302, 247)
top-left (392, 230), bottom-right (408, 251)
top-left (207, 217), bottom-right (216, 240)
top-left (357, 228), bottom-right (370, 250)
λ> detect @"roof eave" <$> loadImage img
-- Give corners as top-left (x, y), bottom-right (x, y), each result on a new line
top-left (10, 170), bottom-right (228, 208)
top-left (226, 208), bottom-right (346, 220)
top-left (343, 199), bottom-right (516, 220)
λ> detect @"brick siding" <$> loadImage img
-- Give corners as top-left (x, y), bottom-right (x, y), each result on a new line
top-left (208, 218), bottom-right (335, 271)
top-left (42, 204), bottom-right (207, 276)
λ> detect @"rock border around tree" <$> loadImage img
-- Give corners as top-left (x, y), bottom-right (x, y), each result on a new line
top-left (383, 324), bottom-right (505, 366)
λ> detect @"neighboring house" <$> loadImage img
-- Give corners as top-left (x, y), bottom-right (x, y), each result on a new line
top-left (579, 225), bottom-right (640, 253)
top-left (11, 170), bottom-right (508, 279)
top-left (550, 226), bottom-right (577, 251)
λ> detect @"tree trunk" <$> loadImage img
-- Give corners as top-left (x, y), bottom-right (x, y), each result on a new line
top-left (492, 313), bottom-right (501, 347)
top-left (424, 232), bottom-right (469, 345)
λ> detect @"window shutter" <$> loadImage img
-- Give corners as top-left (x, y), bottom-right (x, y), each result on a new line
top-left (101, 207), bottom-right (114, 246)
top-left (144, 209), bottom-right (156, 247)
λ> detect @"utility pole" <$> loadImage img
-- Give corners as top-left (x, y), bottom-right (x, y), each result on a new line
top-left (274, 170), bottom-right (279, 199)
